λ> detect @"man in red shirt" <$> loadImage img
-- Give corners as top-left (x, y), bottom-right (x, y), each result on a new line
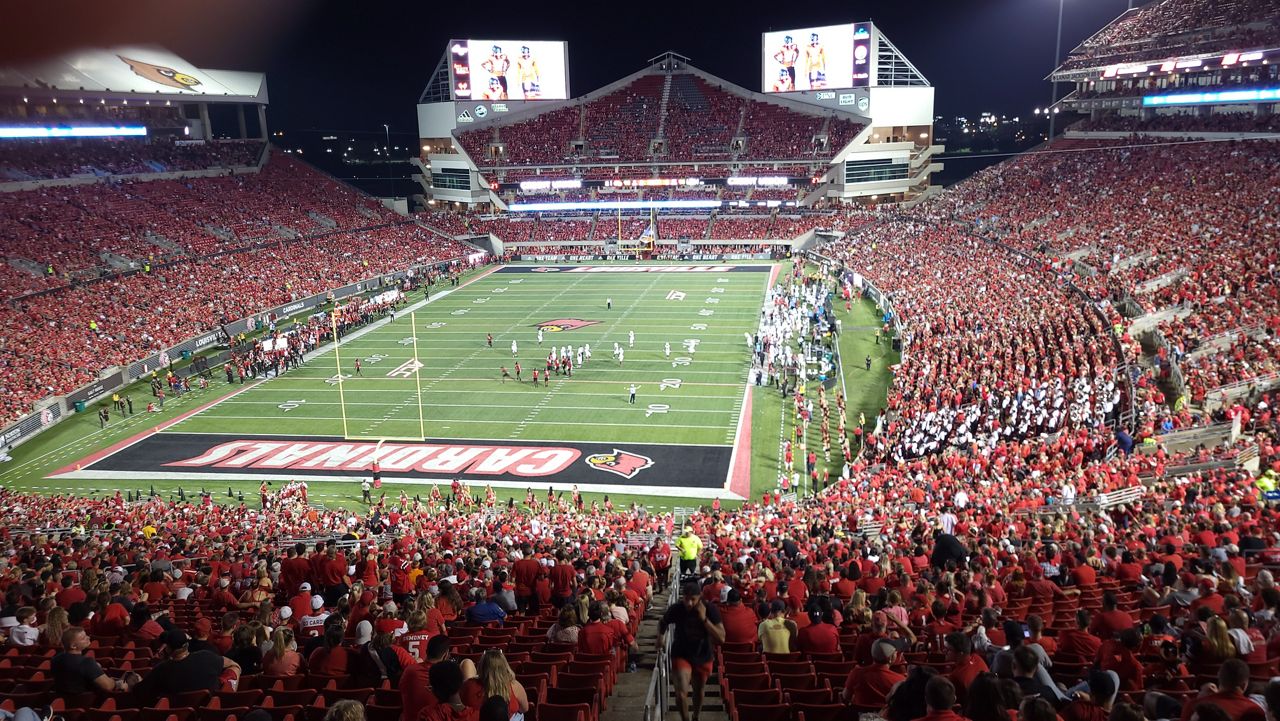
top-left (289, 583), bottom-right (315, 622)
top-left (1178, 659), bottom-right (1265, 721)
top-left (280, 543), bottom-right (311, 596)
top-left (1089, 592), bottom-right (1135, 639)
top-left (1098, 629), bottom-right (1144, 693)
top-left (718, 589), bottom-right (759, 646)
top-left (843, 639), bottom-right (905, 707)
top-left (512, 545), bottom-right (541, 611)
top-left (649, 541), bottom-right (672, 591)
top-left (579, 602), bottom-right (621, 655)
top-left (944, 632), bottom-right (988, 705)
top-left (916, 676), bottom-right (968, 721)
top-left (548, 552), bottom-right (576, 607)
top-left (55, 577), bottom-right (86, 609)
top-left (1057, 610), bottom-right (1103, 661)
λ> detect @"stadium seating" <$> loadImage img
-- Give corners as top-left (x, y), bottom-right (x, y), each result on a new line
top-left (450, 71), bottom-right (864, 168)
top-left (0, 139), bottom-right (263, 181)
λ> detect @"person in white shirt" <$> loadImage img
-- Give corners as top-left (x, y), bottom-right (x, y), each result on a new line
top-left (628, 330), bottom-right (635, 348)
top-left (8, 607), bottom-right (38, 646)
top-left (954, 489), bottom-right (969, 509)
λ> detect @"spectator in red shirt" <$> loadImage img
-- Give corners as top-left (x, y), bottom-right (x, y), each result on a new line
top-left (718, 589), bottom-right (759, 645)
top-left (944, 632), bottom-right (988, 705)
top-left (308, 624), bottom-right (351, 676)
top-left (915, 676), bottom-right (969, 721)
top-left (1089, 592), bottom-right (1135, 639)
top-left (55, 577), bottom-right (86, 609)
top-left (1178, 659), bottom-right (1265, 721)
top-left (578, 601), bottom-right (621, 655)
top-left (797, 607), bottom-right (840, 655)
top-left (843, 639), bottom-right (906, 707)
top-left (423, 660), bottom-right (479, 721)
top-left (548, 552), bottom-right (576, 606)
top-left (1099, 629), bottom-right (1145, 693)
top-left (1057, 610), bottom-right (1103, 661)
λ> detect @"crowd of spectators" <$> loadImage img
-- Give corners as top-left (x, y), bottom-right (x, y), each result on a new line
top-left (0, 222), bottom-right (472, 426)
top-left (1, 154), bottom-right (397, 287)
top-left (0, 483), bottom-right (664, 720)
top-left (450, 71), bottom-right (863, 169)
top-left (924, 135), bottom-right (1279, 411)
top-left (1060, 0), bottom-right (1280, 72)
top-left (1074, 113), bottom-right (1280, 134)
top-left (0, 139), bottom-right (263, 182)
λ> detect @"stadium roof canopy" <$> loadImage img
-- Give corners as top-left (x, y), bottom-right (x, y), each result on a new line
top-left (0, 46), bottom-right (267, 104)
top-left (1049, 0), bottom-right (1280, 81)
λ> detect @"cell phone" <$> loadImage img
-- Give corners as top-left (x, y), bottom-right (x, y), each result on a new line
top-left (1022, 623), bottom-right (1031, 638)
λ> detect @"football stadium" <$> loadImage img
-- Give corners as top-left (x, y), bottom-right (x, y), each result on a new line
top-left (0, 1), bottom-right (1277, 720)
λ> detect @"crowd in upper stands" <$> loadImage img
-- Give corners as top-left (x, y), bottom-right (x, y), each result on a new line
top-left (0, 150), bottom-right (473, 427)
top-left (1059, 0), bottom-right (1280, 72)
top-left (0, 139), bottom-right (264, 182)
top-left (455, 71), bottom-right (864, 168)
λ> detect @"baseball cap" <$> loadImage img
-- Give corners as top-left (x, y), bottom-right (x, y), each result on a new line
top-left (871, 639), bottom-right (896, 663)
top-left (355, 620), bottom-right (373, 645)
top-left (279, 607), bottom-right (293, 620)
top-left (311, 595), bottom-right (325, 610)
top-left (161, 629), bottom-right (190, 649)
top-left (299, 582), bottom-right (311, 591)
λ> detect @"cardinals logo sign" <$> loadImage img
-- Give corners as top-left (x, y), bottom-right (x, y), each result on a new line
top-left (534, 318), bottom-right (600, 333)
top-left (118, 56), bottom-right (202, 91)
top-left (585, 449), bottom-right (654, 479)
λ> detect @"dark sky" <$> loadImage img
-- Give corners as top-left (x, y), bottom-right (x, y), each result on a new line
top-left (4, 0), bottom-right (1134, 138)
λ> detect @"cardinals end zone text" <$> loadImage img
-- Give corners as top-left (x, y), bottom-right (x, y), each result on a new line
top-left (62, 432), bottom-right (731, 490)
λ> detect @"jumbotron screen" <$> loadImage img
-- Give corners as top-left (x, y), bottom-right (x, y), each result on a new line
top-left (762, 23), bottom-right (871, 93)
top-left (448, 39), bottom-right (569, 101)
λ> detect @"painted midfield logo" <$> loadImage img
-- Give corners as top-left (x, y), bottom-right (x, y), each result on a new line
top-left (534, 318), bottom-right (600, 332)
top-left (585, 449), bottom-right (654, 479)
top-left (531, 267), bottom-right (560, 273)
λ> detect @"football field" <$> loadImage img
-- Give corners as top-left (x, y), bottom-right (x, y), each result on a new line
top-left (51, 264), bottom-right (776, 499)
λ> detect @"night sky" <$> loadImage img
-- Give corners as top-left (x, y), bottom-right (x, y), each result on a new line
top-left (5, 0), bottom-right (1133, 138)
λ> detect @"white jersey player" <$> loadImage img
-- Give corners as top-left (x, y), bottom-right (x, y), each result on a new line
top-left (537, 328), bottom-right (544, 345)
top-left (628, 330), bottom-right (635, 348)
top-left (511, 340), bottom-right (518, 357)
top-left (664, 342), bottom-right (671, 358)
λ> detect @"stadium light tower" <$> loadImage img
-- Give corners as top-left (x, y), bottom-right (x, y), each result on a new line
top-left (1049, 0), bottom-right (1065, 139)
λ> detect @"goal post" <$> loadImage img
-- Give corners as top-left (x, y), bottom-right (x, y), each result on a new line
top-left (333, 309), bottom-right (428, 442)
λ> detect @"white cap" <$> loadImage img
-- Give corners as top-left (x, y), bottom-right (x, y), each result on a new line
top-left (279, 607), bottom-right (293, 620)
top-left (355, 620), bottom-right (373, 645)
top-left (299, 582), bottom-right (311, 591)
top-left (311, 595), bottom-right (325, 610)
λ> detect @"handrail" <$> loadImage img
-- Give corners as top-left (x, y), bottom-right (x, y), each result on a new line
top-left (641, 564), bottom-right (678, 721)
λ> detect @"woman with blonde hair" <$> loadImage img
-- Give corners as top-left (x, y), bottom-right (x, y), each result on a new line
top-left (464, 649), bottom-right (530, 719)
top-left (263, 626), bottom-right (304, 676)
top-left (1197, 617), bottom-right (1236, 665)
top-left (40, 607), bottom-right (70, 648)
top-left (415, 592), bottom-right (447, 636)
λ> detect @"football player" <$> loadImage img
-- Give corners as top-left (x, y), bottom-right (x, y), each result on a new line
top-left (804, 32), bottom-right (827, 89)
top-left (481, 45), bottom-right (511, 96)
top-left (772, 35), bottom-right (799, 88)
top-left (517, 45), bottom-right (541, 98)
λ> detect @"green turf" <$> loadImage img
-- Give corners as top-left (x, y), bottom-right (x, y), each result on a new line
top-left (0, 262), bottom-right (897, 513)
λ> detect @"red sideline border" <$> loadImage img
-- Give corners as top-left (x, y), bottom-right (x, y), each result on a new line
top-left (52, 264), bottom-right (503, 478)
top-left (50, 380), bottom-right (263, 477)
top-left (725, 262), bottom-right (782, 499)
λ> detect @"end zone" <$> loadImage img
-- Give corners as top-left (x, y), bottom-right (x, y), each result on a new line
top-left (52, 432), bottom-right (745, 500)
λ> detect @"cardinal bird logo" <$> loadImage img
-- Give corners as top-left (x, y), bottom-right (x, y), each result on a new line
top-left (534, 318), bottom-right (600, 333)
top-left (585, 449), bottom-right (654, 479)
top-left (119, 56), bottom-right (202, 91)
top-left (530, 267), bottom-right (560, 273)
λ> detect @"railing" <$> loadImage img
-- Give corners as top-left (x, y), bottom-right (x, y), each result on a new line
top-left (641, 564), bottom-right (678, 721)
top-left (1205, 371), bottom-right (1280, 411)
